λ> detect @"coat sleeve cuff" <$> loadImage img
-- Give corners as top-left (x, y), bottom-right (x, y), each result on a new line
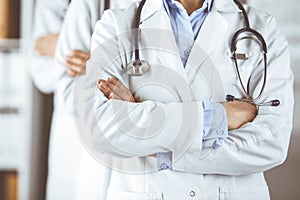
top-left (202, 101), bottom-right (228, 149)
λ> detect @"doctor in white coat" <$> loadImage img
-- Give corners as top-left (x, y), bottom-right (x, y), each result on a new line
top-left (29, 0), bottom-right (71, 93)
top-left (75, 0), bottom-right (294, 199)
top-left (54, 0), bottom-right (137, 199)
top-left (28, 0), bottom-right (79, 199)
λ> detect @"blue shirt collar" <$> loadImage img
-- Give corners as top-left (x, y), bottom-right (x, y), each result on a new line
top-left (163, 0), bottom-right (214, 16)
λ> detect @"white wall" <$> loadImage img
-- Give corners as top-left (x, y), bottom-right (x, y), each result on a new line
top-left (248, 0), bottom-right (300, 80)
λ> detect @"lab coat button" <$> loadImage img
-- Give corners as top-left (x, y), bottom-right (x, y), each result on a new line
top-left (189, 191), bottom-right (196, 197)
top-left (161, 163), bottom-right (168, 170)
top-left (184, 49), bottom-right (191, 56)
top-left (217, 130), bottom-right (224, 135)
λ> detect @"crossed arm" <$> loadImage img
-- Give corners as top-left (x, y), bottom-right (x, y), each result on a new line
top-left (35, 34), bottom-right (89, 77)
top-left (97, 77), bottom-right (257, 131)
top-left (93, 73), bottom-right (292, 175)
top-left (77, 11), bottom-right (293, 175)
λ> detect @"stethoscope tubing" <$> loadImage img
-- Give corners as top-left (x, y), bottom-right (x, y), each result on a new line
top-left (134, 0), bottom-right (146, 61)
top-left (128, 0), bottom-right (280, 106)
top-left (229, 0), bottom-right (279, 107)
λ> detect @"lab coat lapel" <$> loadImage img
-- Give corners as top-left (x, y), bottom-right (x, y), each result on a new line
top-left (214, 0), bottom-right (241, 12)
top-left (185, 0), bottom-right (240, 76)
top-left (185, 9), bottom-right (229, 75)
top-left (139, 0), bottom-right (186, 79)
top-left (184, 9), bottom-right (229, 102)
top-left (136, 1), bottom-right (192, 102)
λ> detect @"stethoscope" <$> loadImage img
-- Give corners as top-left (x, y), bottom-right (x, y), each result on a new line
top-left (124, 0), bottom-right (150, 76)
top-left (226, 0), bottom-right (280, 106)
top-left (125, 0), bottom-right (280, 107)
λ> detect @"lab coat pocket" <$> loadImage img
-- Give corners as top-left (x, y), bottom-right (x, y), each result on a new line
top-left (106, 187), bottom-right (164, 200)
top-left (219, 186), bottom-right (270, 200)
top-left (232, 50), bottom-right (264, 90)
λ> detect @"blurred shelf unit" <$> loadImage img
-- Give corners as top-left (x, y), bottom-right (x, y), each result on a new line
top-left (0, 0), bottom-right (38, 199)
top-left (0, 48), bottom-right (28, 171)
top-left (0, 39), bottom-right (20, 51)
top-left (0, 170), bottom-right (18, 200)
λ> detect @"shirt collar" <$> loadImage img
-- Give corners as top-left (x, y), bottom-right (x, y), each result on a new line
top-left (163, 0), bottom-right (214, 16)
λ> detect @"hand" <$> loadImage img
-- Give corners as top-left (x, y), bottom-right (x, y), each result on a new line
top-left (66, 50), bottom-right (90, 77)
top-left (98, 78), bottom-right (157, 157)
top-left (98, 77), bottom-right (156, 156)
top-left (97, 77), bottom-right (136, 102)
top-left (221, 101), bottom-right (257, 130)
top-left (35, 34), bottom-right (59, 57)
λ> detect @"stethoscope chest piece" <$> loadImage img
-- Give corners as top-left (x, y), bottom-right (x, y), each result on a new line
top-left (125, 60), bottom-right (150, 76)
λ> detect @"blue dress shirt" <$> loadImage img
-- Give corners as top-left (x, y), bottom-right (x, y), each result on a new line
top-left (157, 0), bottom-right (228, 171)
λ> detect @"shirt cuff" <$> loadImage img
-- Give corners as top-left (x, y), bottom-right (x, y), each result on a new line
top-left (202, 101), bottom-right (228, 149)
top-left (156, 152), bottom-right (173, 171)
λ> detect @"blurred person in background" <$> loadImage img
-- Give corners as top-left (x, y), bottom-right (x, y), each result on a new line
top-left (28, 0), bottom-right (79, 199)
top-left (29, 0), bottom-right (137, 199)
top-left (29, 0), bottom-right (110, 200)
top-left (54, 0), bottom-right (138, 198)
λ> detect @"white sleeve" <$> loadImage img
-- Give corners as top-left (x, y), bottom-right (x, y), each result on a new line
top-left (75, 11), bottom-right (205, 162)
top-left (54, 0), bottom-right (99, 112)
top-left (54, 0), bottom-right (138, 112)
top-left (27, 0), bottom-right (65, 93)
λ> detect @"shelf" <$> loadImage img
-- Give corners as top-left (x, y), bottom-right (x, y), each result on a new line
top-left (0, 107), bottom-right (19, 115)
top-left (0, 39), bottom-right (20, 51)
top-left (0, 170), bottom-right (18, 200)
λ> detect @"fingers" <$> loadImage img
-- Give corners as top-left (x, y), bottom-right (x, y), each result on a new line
top-left (108, 77), bottom-right (136, 102)
top-left (97, 79), bottom-right (123, 101)
top-left (66, 50), bottom-right (90, 77)
top-left (66, 56), bottom-right (86, 76)
top-left (108, 78), bottom-right (136, 102)
top-left (67, 56), bottom-right (85, 66)
top-left (35, 34), bottom-right (59, 57)
top-left (97, 78), bottom-right (136, 102)
top-left (34, 38), bottom-right (43, 52)
top-left (66, 62), bottom-right (86, 77)
top-left (72, 50), bottom-right (90, 59)
top-left (222, 100), bottom-right (257, 130)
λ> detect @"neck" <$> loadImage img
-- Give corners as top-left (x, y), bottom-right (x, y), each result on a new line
top-left (177, 0), bottom-right (206, 15)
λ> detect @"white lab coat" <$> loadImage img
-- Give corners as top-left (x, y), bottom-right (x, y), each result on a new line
top-left (28, 0), bottom-right (79, 199)
top-left (75, 0), bottom-right (294, 199)
top-left (28, 0), bottom-right (70, 93)
top-left (53, 0), bottom-right (137, 200)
